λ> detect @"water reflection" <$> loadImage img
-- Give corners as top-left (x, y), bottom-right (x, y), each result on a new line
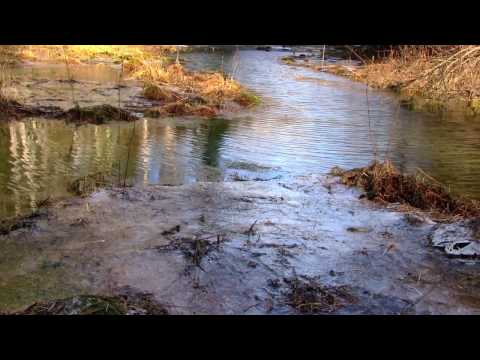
top-left (1, 50), bottom-right (480, 219)
top-left (200, 119), bottom-right (230, 167)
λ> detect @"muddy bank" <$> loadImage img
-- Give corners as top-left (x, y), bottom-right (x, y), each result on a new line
top-left (0, 47), bottom-right (260, 123)
top-left (0, 66), bottom-right (249, 123)
top-left (1, 175), bottom-right (480, 315)
top-left (0, 99), bottom-right (139, 124)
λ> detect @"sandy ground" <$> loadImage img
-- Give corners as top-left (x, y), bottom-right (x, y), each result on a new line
top-left (1, 175), bottom-right (480, 315)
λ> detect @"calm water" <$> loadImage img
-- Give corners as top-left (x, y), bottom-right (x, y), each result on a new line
top-left (1, 50), bottom-right (480, 218)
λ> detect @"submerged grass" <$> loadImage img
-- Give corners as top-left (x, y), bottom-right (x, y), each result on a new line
top-left (67, 172), bottom-right (113, 196)
top-left (332, 160), bottom-right (480, 219)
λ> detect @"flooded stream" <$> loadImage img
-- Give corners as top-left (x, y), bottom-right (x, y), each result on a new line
top-left (1, 48), bottom-right (480, 315)
top-left (1, 50), bottom-right (480, 219)
top-left (1, 50), bottom-right (480, 218)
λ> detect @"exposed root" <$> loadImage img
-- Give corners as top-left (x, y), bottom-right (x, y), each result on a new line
top-left (144, 101), bottom-right (217, 118)
top-left (0, 210), bottom-right (44, 236)
top-left (63, 104), bottom-right (138, 124)
top-left (332, 161), bottom-right (480, 219)
top-left (0, 100), bottom-right (138, 124)
top-left (0, 98), bottom-right (62, 120)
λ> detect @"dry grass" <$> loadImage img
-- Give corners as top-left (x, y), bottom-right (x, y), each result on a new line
top-left (0, 45), bottom-right (25, 64)
top-left (344, 46), bottom-right (480, 110)
top-left (283, 46), bottom-right (480, 112)
top-left (134, 61), bottom-right (260, 117)
top-left (333, 160), bottom-right (480, 219)
top-left (0, 45), bottom-right (259, 119)
top-left (0, 64), bottom-right (28, 120)
top-left (0, 63), bottom-right (18, 102)
top-left (14, 45), bottom-right (179, 64)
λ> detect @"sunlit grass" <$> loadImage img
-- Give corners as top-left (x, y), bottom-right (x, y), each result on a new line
top-left (347, 46), bottom-right (480, 106)
top-left (0, 45), bottom-right (260, 119)
top-left (0, 63), bottom-right (19, 102)
top-left (135, 61), bottom-right (260, 116)
top-left (10, 45), bottom-right (179, 65)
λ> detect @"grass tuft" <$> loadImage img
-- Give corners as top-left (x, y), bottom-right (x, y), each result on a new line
top-left (332, 160), bottom-right (480, 219)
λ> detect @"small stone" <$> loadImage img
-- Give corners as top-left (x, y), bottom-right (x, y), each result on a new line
top-left (267, 279), bottom-right (281, 288)
top-left (347, 226), bottom-right (371, 233)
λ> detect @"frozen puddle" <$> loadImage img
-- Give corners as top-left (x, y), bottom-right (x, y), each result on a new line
top-left (1, 175), bottom-right (480, 314)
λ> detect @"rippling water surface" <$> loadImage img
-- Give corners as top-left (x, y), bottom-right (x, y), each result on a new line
top-left (1, 50), bottom-right (480, 218)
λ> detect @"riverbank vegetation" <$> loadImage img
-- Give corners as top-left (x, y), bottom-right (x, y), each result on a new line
top-left (0, 45), bottom-right (259, 121)
top-left (283, 46), bottom-right (480, 114)
top-left (138, 62), bottom-right (260, 117)
top-left (332, 160), bottom-right (480, 220)
top-left (351, 46), bottom-right (480, 112)
top-left (1, 45), bottom-right (178, 64)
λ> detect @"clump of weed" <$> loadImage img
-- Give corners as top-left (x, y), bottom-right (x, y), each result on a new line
top-left (67, 172), bottom-right (113, 196)
top-left (284, 277), bottom-right (356, 314)
top-left (332, 160), bottom-right (480, 219)
top-left (134, 61), bottom-right (259, 116)
top-left (10, 288), bottom-right (168, 315)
